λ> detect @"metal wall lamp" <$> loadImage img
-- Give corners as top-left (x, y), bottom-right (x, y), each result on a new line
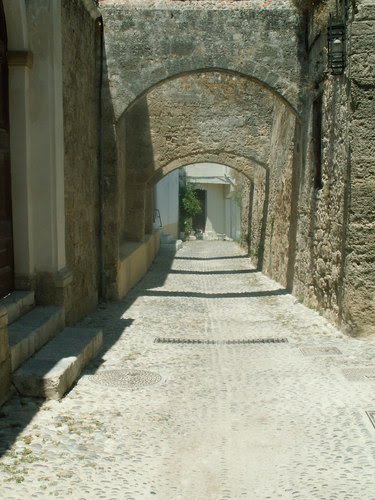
top-left (328, 16), bottom-right (346, 75)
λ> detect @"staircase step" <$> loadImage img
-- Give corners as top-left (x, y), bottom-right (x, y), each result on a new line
top-left (13, 327), bottom-right (103, 399)
top-left (160, 229), bottom-right (176, 244)
top-left (161, 239), bottom-right (183, 252)
top-left (0, 291), bottom-right (35, 324)
top-left (161, 235), bottom-right (174, 244)
top-left (161, 236), bottom-right (176, 244)
top-left (8, 306), bottom-right (64, 372)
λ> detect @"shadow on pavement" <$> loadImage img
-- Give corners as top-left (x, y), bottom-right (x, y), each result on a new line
top-left (168, 269), bottom-right (258, 275)
top-left (142, 289), bottom-right (289, 299)
top-left (0, 244), bottom-right (254, 457)
top-left (174, 255), bottom-right (247, 261)
top-left (0, 316), bottom-right (134, 458)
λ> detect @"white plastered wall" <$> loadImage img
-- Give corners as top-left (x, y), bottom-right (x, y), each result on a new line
top-left (154, 170), bottom-right (179, 239)
top-left (4, 0), bottom-right (69, 287)
top-left (27, 1), bottom-right (66, 274)
top-left (199, 183), bottom-right (225, 236)
top-left (224, 185), bottom-right (241, 240)
top-left (4, 0), bottom-right (34, 279)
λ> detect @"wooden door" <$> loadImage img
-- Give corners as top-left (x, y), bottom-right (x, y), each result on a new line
top-left (0, 1), bottom-right (13, 297)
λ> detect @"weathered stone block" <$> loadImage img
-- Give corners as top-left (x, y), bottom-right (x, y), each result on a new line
top-left (13, 327), bottom-right (103, 399)
top-left (350, 33), bottom-right (375, 55)
top-left (350, 53), bottom-right (375, 79)
top-left (351, 20), bottom-right (375, 36)
top-left (351, 82), bottom-right (375, 119)
top-left (8, 306), bottom-right (64, 372)
top-left (349, 179), bottom-right (375, 222)
top-left (350, 156), bottom-right (375, 180)
top-left (355, 4), bottom-right (375, 21)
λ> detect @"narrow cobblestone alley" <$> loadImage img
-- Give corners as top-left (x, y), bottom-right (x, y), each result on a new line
top-left (1, 242), bottom-right (375, 499)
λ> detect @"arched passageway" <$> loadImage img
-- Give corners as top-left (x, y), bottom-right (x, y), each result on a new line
top-left (105, 68), bottom-right (300, 299)
top-left (154, 163), bottom-right (244, 243)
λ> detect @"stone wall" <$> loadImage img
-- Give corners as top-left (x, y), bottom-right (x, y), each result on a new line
top-left (62, 0), bottom-right (100, 323)
top-left (238, 174), bottom-right (251, 251)
top-left (250, 169), bottom-right (267, 269)
top-left (262, 100), bottom-right (297, 287)
top-left (117, 231), bottom-right (160, 299)
top-left (291, 1), bottom-right (349, 326)
top-left (294, 83), bottom-right (349, 325)
top-left (238, 97), bottom-right (297, 284)
top-left (125, 71), bottom-right (274, 177)
top-left (341, 0), bottom-right (375, 335)
top-left (290, 0), bottom-right (375, 336)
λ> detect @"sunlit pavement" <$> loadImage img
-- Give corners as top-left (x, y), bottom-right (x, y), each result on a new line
top-left (1, 241), bottom-right (375, 499)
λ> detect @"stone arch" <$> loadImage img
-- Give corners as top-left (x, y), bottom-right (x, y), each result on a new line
top-left (151, 157), bottom-right (268, 251)
top-left (124, 68), bottom-right (300, 121)
top-left (146, 151), bottom-right (267, 188)
top-left (147, 154), bottom-right (268, 244)
top-left (116, 68), bottom-right (282, 242)
top-left (100, 4), bottom-right (302, 118)
top-left (107, 66), bottom-right (299, 298)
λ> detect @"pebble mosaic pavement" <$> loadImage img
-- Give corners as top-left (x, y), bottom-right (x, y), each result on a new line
top-left (1, 241), bottom-right (375, 499)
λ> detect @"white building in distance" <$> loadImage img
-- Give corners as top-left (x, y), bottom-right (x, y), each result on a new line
top-left (154, 163), bottom-right (241, 242)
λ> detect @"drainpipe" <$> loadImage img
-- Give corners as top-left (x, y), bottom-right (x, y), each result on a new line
top-left (97, 16), bottom-right (105, 300)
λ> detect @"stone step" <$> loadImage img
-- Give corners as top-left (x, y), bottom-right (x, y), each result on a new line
top-left (13, 327), bottom-right (103, 399)
top-left (0, 291), bottom-right (35, 324)
top-left (161, 240), bottom-right (183, 252)
top-left (8, 306), bottom-right (65, 372)
top-left (160, 233), bottom-right (175, 244)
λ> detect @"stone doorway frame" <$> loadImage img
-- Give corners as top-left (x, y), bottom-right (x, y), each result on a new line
top-left (3, 0), bottom-right (71, 301)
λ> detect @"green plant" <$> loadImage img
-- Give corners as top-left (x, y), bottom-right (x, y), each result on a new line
top-left (183, 218), bottom-right (193, 236)
top-left (179, 181), bottom-right (202, 235)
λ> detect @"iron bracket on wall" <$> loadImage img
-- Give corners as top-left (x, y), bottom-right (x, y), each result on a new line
top-left (327, 0), bottom-right (348, 75)
top-left (328, 15), bottom-right (346, 75)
